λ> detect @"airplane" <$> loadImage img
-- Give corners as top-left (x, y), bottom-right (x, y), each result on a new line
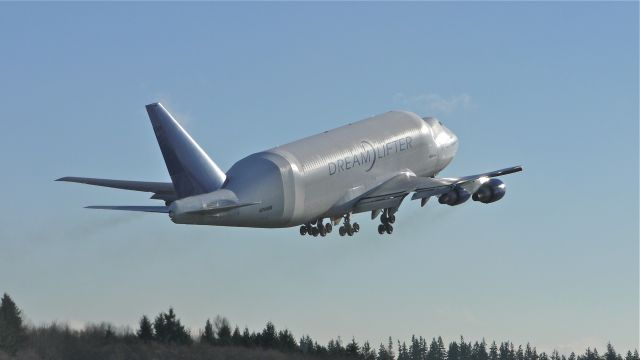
top-left (57, 103), bottom-right (522, 236)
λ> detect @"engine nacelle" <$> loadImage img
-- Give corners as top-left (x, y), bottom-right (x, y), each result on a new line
top-left (438, 187), bottom-right (471, 206)
top-left (472, 178), bottom-right (506, 204)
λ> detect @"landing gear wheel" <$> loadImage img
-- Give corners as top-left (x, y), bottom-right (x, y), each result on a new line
top-left (320, 227), bottom-right (327, 237)
top-left (339, 226), bottom-right (346, 236)
top-left (300, 226), bottom-right (307, 236)
top-left (312, 227), bottom-right (319, 237)
top-left (381, 213), bottom-right (388, 223)
top-left (347, 225), bottom-right (354, 236)
top-left (378, 224), bottom-right (385, 235)
top-left (353, 223), bottom-right (360, 232)
top-left (385, 224), bottom-right (393, 234)
top-left (388, 215), bottom-right (396, 224)
top-left (325, 223), bottom-right (332, 233)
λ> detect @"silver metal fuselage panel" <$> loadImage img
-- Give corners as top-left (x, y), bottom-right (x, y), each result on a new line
top-left (171, 111), bottom-right (458, 228)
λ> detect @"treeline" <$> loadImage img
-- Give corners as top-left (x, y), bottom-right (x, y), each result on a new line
top-left (0, 293), bottom-right (637, 360)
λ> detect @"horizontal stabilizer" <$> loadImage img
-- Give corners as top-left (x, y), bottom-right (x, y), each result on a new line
top-left (56, 177), bottom-right (176, 202)
top-left (57, 177), bottom-right (174, 193)
top-left (85, 205), bottom-right (170, 213)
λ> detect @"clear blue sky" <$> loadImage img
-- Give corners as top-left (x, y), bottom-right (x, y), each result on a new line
top-left (0, 2), bottom-right (637, 354)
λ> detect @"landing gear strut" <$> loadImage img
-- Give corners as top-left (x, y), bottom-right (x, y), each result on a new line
top-left (338, 214), bottom-right (359, 237)
top-left (377, 208), bottom-right (395, 235)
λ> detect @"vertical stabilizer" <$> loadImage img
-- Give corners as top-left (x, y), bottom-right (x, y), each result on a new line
top-left (146, 103), bottom-right (226, 199)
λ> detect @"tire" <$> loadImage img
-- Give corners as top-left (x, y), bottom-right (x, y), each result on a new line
top-left (385, 224), bottom-right (393, 234)
top-left (381, 213), bottom-right (388, 223)
top-left (388, 215), bottom-right (396, 224)
top-left (347, 226), bottom-right (354, 236)
top-left (378, 224), bottom-right (385, 235)
top-left (299, 226), bottom-right (307, 236)
top-left (353, 223), bottom-right (360, 232)
top-left (339, 226), bottom-right (346, 236)
top-left (325, 223), bottom-right (332, 233)
top-left (312, 227), bottom-right (319, 237)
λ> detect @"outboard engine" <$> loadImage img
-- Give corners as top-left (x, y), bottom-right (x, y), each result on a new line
top-left (472, 178), bottom-right (506, 204)
top-left (438, 187), bottom-right (471, 206)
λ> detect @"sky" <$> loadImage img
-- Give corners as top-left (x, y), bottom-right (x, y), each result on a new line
top-left (0, 1), bottom-right (637, 355)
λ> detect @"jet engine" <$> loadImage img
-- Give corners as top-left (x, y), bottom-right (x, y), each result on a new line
top-left (472, 178), bottom-right (506, 203)
top-left (438, 187), bottom-right (471, 206)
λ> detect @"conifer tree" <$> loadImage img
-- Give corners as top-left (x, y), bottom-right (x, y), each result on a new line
top-left (450, 340), bottom-right (461, 360)
top-left (379, 342), bottom-right (391, 360)
top-left (606, 344), bottom-right (618, 360)
top-left (260, 321), bottom-right (277, 348)
top-left (231, 326), bottom-right (242, 346)
top-left (0, 293), bottom-right (26, 355)
top-left (277, 329), bottom-right (297, 351)
top-left (361, 341), bottom-right (375, 360)
top-left (490, 341), bottom-right (500, 360)
top-left (152, 307), bottom-right (192, 345)
top-left (214, 316), bottom-right (231, 346)
top-left (241, 327), bottom-right (252, 347)
top-left (201, 319), bottom-right (215, 345)
top-left (136, 315), bottom-right (153, 342)
top-left (299, 335), bottom-right (314, 354)
top-left (345, 337), bottom-right (360, 357)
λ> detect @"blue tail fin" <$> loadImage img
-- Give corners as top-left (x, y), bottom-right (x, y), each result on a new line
top-left (146, 103), bottom-right (226, 199)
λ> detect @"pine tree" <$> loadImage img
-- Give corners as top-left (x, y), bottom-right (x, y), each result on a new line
top-left (299, 335), bottom-right (314, 354)
top-left (345, 337), bottom-right (360, 358)
top-left (260, 321), bottom-right (277, 349)
top-left (606, 344), bottom-right (618, 360)
top-left (152, 307), bottom-right (192, 345)
top-left (136, 315), bottom-right (153, 342)
top-left (474, 340), bottom-right (488, 360)
top-left (231, 326), bottom-right (242, 346)
top-left (388, 336), bottom-right (396, 360)
top-left (428, 337), bottom-right (446, 360)
top-left (201, 319), bottom-right (215, 345)
top-left (0, 293), bottom-right (26, 355)
top-left (277, 329), bottom-right (297, 351)
top-left (397, 341), bottom-right (409, 360)
top-left (241, 327), bottom-right (252, 347)
top-left (379, 342), bottom-right (391, 360)
top-left (490, 341), bottom-right (500, 360)
top-left (361, 341), bottom-right (375, 360)
top-left (214, 316), bottom-right (231, 346)
top-left (450, 340), bottom-right (461, 360)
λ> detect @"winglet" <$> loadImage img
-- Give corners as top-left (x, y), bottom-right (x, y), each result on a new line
top-left (146, 103), bottom-right (226, 199)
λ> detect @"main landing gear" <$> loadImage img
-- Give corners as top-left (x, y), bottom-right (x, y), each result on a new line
top-left (377, 208), bottom-right (395, 235)
top-left (299, 219), bottom-right (332, 237)
top-left (338, 214), bottom-right (359, 237)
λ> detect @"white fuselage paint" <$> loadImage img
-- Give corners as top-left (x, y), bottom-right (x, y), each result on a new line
top-left (170, 111), bottom-right (458, 228)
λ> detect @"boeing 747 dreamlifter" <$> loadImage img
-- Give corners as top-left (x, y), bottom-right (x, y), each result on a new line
top-left (58, 103), bottom-right (522, 236)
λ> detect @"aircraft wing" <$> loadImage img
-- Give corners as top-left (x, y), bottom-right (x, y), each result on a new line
top-left (411, 165), bottom-right (523, 200)
top-left (344, 165), bottom-right (522, 214)
top-left (56, 177), bottom-right (177, 202)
